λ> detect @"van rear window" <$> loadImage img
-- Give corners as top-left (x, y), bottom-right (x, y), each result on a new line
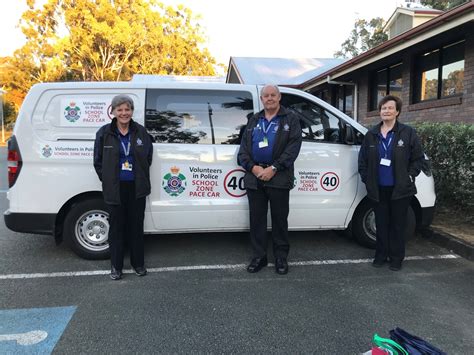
top-left (145, 89), bottom-right (253, 145)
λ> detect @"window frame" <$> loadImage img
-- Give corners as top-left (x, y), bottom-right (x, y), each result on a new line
top-left (412, 39), bottom-right (465, 103)
top-left (369, 62), bottom-right (403, 111)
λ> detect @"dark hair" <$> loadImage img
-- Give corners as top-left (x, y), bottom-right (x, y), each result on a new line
top-left (378, 95), bottom-right (402, 117)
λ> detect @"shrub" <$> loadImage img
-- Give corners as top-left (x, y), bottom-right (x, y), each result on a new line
top-left (414, 122), bottom-right (473, 221)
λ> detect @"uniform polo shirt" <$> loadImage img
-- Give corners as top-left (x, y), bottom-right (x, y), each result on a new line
top-left (251, 116), bottom-right (280, 165)
top-left (378, 131), bottom-right (395, 186)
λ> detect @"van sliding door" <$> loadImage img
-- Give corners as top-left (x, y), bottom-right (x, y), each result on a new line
top-left (144, 87), bottom-right (259, 233)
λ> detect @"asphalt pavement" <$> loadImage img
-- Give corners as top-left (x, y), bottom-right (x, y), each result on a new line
top-left (0, 147), bottom-right (473, 354)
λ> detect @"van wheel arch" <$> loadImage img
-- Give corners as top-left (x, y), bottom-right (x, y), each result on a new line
top-left (57, 192), bottom-right (110, 260)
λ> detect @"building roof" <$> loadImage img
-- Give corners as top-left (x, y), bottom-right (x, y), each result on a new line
top-left (226, 57), bottom-right (347, 86)
top-left (302, 0), bottom-right (474, 90)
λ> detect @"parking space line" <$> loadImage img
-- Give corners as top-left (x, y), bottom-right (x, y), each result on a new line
top-left (0, 254), bottom-right (459, 280)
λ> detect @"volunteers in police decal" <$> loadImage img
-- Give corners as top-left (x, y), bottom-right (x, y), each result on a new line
top-left (93, 95), bottom-right (153, 280)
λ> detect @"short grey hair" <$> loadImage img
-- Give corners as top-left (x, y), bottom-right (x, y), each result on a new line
top-left (261, 84), bottom-right (280, 96)
top-left (111, 95), bottom-right (134, 111)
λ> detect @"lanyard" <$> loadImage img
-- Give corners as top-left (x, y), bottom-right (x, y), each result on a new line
top-left (381, 133), bottom-right (393, 158)
top-left (261, 119), bottom-right (276, 135)
top-left (120, 135), bottom-right (131, 158)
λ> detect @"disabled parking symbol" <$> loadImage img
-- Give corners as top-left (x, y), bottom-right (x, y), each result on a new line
top-left (0, 306), bottom-right (76, 354)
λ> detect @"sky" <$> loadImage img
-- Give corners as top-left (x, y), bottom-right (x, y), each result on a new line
top-left (0, 0), bottom-right (402, 66)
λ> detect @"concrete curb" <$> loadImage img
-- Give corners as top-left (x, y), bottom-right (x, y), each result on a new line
top-left (423, 227), bottom-right (474, 261)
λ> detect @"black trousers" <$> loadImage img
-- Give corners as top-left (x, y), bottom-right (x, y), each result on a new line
top-left (247, 181), bottom-right (290, 259)
top-left (107, 181), bottom-right (146, 271)
top-left (374, 186), bottom-right (411, 263)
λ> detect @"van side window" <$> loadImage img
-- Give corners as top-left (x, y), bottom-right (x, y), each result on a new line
top-left (280, 94), bottom-right (342, 143)
top-left (145, 89), bottom-right (254, 145)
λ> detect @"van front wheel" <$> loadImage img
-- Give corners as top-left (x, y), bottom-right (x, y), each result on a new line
top-left (352, 199), bottom-right (416, 249)
top-left (63, 199), bottom-right (110, 260)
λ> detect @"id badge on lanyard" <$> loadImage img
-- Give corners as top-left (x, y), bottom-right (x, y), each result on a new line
top-left (259, 136), bottom-right (268, 148)
top-left (121, 138), bottom-right (133, 171)
top-left (380, 134), bottom-right (393, 166)
top-left (259, 120), bottom-right (273, 148)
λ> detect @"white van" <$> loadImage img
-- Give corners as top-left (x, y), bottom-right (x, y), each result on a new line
top-left (4, 79), bottom-right (436, 259)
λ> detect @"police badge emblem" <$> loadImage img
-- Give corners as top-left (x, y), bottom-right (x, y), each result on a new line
top-left (64, 102), bottom-right (81, 123)
top-left (162, 166), bottom-right (187, 197)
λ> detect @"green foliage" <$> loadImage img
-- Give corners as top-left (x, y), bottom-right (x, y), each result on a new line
top-left (0, 0), bottom-right (217, 122)
top-left (415, 122), bottom-right (473, 219)
top-left (2, 100), bottom-right (17, 128)
top-left (334, 17), bottom-right (388, 59)
top-left (420, 0), bottom-right (468, 11)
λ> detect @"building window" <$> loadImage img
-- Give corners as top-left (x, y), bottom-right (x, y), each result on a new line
top-left (313, 89), bottom-right (329, 103)
top-left (413, 40), bottom-right (464, 103)
top-left (331, 85), bottom-right (354, 118)
top-left (370, 63), bottom-right (403, 110)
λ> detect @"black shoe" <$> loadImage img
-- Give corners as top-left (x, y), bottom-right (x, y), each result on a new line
top-left (275, 258), bottom-right (288, 275)
top-left (389, 260), bottom-right (402, 271)
top-left (372, 259), bottom-right (386, 268)
top-left (110, 266), bottom-right (123, 280)
top-left (247, 257), bottom-right (268, 273)
top-left (134, 266), bottom-right (147, 276)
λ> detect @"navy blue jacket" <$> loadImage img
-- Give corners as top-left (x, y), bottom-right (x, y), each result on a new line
top-left (238, 106), bottom-right (302, 190)
top-left (358, 121), bottom-right (423, 201)
top-left (94, 118), bottom-right (153, 205)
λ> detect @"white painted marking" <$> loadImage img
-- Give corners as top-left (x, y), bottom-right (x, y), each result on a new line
top-left (0, 254), bottom-right (460, 280)
top-left (0, 330), bottom-right (48, 346)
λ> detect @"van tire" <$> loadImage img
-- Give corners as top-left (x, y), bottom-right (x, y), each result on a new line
top-left (63, 199), bottom-right (110, 260)
top-left (352, 199), bottom-right (416, 249)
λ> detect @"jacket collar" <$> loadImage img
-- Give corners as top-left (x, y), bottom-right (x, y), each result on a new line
top-left (370, 120), bottom-right (403, 135)
top-left (257, 105), bottom-right (289, 119)
top-left (106, 118), bottom-right (138, 135)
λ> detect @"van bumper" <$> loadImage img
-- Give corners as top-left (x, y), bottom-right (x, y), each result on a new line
top-left (4, 210), bottom-right (56, 235)
top-left (419, 206), bottom-right (435, 228)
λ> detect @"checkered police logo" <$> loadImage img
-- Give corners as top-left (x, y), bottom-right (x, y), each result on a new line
top-left (162, 166), bottom-right (187, 197)
top-left (64, 102), bottom-right (81, 122)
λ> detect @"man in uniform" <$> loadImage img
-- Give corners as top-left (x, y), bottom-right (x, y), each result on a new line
top-left (238, 85), bottom-right (302, 274)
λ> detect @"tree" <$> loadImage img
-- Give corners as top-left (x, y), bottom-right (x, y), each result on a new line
top-left (334, 17), bottom-right (388, 59)
top-left (0, 0), bottom-right (217, 123)
top-left (420, 0), bottom-right (468, 10)
top-left (332, 0), bottom-right (469, 59)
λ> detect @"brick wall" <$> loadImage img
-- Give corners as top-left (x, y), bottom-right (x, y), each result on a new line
top-left (354, 23), bottom-right (474, 127)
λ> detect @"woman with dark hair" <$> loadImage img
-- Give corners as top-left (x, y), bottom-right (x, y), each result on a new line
top-left (358, 95), bottom-right (423, 271)
top-left (94, 95), bottom-right (153, 280)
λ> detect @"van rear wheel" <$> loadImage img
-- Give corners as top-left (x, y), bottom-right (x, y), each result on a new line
top-left (352, 199), bottom-right (416, 249)
top-left (64, 199), bottom-right (110, 260)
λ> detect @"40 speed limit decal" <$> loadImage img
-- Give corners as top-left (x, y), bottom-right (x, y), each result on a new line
top-left (160, 164), bottom-right (247, 199)
top-left (294, 169), bottom-right (341, 195)
top-left (224, 169), bottom-right (247, 198)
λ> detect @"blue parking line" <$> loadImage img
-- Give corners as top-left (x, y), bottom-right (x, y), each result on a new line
top-left (0, 306), bottom-right (76, 354)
